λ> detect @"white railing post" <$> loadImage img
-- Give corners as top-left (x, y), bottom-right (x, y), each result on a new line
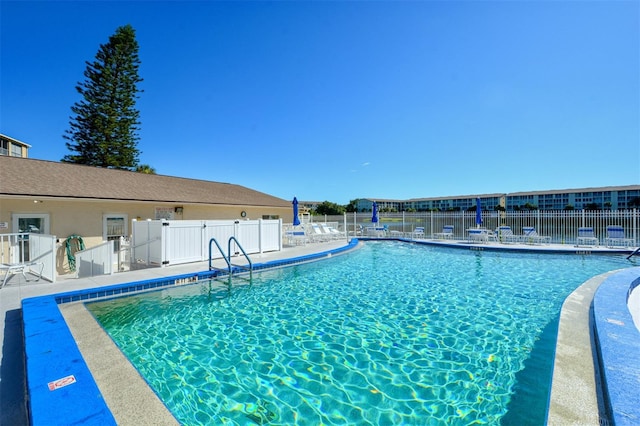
top-left (430, 211), bottom-right (433, 238)
top-left (161, 219), bottom-right (168, 267)
top-left (259, 219), bottom-right (264, 254)
top-left (633, 208), bottom-right (637, 244)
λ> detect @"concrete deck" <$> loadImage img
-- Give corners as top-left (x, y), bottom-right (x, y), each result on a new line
top-left (1, 238), bottom-right (638, 425)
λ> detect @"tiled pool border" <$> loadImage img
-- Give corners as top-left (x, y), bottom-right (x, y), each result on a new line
top-left (22, 238), bottom-right (639, 425)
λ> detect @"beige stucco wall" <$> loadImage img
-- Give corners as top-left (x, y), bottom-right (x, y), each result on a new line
top-left (0, 197), bottom-right (290, 275)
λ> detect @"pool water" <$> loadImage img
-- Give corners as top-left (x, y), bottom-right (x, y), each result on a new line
top-left (87, 242), bottom-right (631, 425)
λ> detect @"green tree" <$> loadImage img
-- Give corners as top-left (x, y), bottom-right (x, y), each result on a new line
top-left (315, 201), bottom-right (345, 215)
top-left (135, 164), bottom-right (156, 174)
top-left (584, 202), bottom-right (600, 210)
top-left (345, 199), bottom-right (359, 213)
top-left (62, 24), bottom-right (143, 170)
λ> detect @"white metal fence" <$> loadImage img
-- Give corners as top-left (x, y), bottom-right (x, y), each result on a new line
top-left (313, 210), bottom-right (639, 245)
top-left (131, 219), bottom-right (282, 268)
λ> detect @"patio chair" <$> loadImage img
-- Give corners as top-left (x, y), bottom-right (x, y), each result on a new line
top-left (1, 261), bottom-right (44, 288)
top-left (521, 227), bottom-right (551, 245)
top-left (412, 227), bottom-right (426, 239)
top-left (497, 226), bottom-right (520, 244)
top-left (605, 226), bottom-right (634, 248)
top-left (308, 223), bottom-right (330, 242)
top-left (433, 225), bottom-right (454, 240)
top-left (366, 226), bottom-right (387, 237)
top-left (320, 224), bottom-right (345, 240)
top-left (284, 228), bottom-right (308, 246)
top-left (350, 224), bottom-right (364, 237)
top-left (575, 227), bottom-right (599, 247)
top-left (468, 228), bottom-right (489, 243)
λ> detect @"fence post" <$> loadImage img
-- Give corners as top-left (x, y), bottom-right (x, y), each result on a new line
top-left (161, 219), bottom-right (168, 267)
top-left (343, 213), bottom-right (348, 241)
top-left (634, 208), bottom-right (638, 244)
top-left (430, 211), bottom-right (433, 237)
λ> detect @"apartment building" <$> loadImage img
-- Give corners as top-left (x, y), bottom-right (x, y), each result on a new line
top-left (0, 134), bottom-right (30, 158)
top-left (357, 185), bottom-right (640, 212)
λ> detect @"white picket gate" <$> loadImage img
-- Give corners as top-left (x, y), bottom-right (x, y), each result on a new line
top-left (75, 241), bottom-right (115, 278)
top-left (132, 219), bottom-right (282, 268)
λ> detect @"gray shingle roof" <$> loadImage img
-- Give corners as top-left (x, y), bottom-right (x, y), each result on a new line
top-left (0, 156), bottom-right (290, 207)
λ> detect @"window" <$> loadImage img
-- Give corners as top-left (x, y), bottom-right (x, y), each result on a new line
top-left (11, 144), bottom-right (22, 157)
top-left (12, 213), bottom-right (49, 235)
top-left (0, 140), bottom-right (7, 156)
top-left (103, 214), bottom-right (128, 252)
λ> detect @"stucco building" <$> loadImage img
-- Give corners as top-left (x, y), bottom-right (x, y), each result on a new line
top-left (0, 156), bottom-right (291, 274)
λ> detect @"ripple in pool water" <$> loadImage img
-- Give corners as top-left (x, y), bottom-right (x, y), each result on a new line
top-left (88, 242), bottom-right (630, 425)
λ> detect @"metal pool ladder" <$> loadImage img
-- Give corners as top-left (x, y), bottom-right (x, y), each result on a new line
top-left (627, 246), bottom-right (640, 260)
top-left (208, 237), bottom-right (253, 282)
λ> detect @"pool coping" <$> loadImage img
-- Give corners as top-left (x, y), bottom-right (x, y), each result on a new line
top-left (547, 270), bottom-right (616, 425)
top-left (21, 238), bottom-right (639, 424)
top-left (22, 239), bottom-right (360, 425)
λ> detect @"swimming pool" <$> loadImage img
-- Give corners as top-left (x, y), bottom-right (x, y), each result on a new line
top-left (87, 241), bottom-right (631, 425)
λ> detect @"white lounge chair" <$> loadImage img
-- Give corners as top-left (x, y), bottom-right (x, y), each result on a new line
top-left (605, 226), bottom-right (634, 248)
top-left (521, 227), bottom-right (551, 245)
top-left (497, 226), bottom-right (520, 244)
top-left (320, 224), bottom-right (345, 240)
top-left (433, 225), bottom-right (454, 240)
top-left (366, 226), bottom-right (387, 237)
top-left (576, 227), bottom-right (599, 247)
top-left (1, 261), bottom-right (44, 288)
top-left (412, 227), bottom-right (426, 239)
top-left (308, 223), bottom-right (330, 242)
top-left (468, 229), bottom-right (489, 243)
top-left (284, 229), bottom-right (308, 246)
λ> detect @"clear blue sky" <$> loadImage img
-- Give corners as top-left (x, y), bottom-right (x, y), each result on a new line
top-left (2, 1), bottom-right (639, 205)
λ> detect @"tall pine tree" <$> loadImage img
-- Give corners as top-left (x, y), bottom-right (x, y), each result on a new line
top-left (63, 24), bottom-right (143, 169)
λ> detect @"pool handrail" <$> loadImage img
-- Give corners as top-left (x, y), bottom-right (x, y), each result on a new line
top-left (228, 236), bottom-right (253, 280)
top-left (208, 237), bottom-right (232, 274)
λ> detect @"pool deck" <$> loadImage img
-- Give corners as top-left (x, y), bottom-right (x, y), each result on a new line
top-left (1, 238), bottom-right (639, 425)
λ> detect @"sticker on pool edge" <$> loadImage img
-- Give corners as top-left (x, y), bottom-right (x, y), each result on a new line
top-left (48, 375), bottom-right (76, 391)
